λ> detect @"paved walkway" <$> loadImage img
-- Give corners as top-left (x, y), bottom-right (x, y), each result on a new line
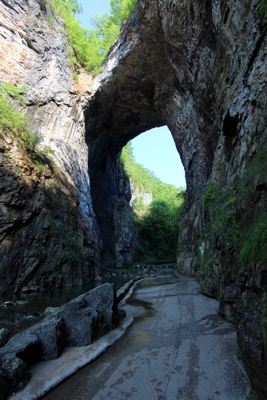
top-left (39, 271), bottom-right (249, 400)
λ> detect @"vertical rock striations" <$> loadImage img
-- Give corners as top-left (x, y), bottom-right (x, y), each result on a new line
top-left (0, 0), bottom-right (101, 291)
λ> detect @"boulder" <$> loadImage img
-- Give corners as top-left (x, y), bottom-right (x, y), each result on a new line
top-left (0, 328), bottom-right (10, 348)
top-left (60, 283), bottom-right (116, 346)
top-left (0, 353), bottom-right (31, 394)
top-left (27, 316), bottom-right (65, 360)
top-left (0, 283), bottom-right (121, 396)
top-left (44, 306), bottom-right (60, 316)
top-left (0, 369), bottom-right (9, 400)
top-left (0, 333), bottom-right (41, 366)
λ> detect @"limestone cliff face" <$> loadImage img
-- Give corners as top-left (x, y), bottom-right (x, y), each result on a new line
top-left (86, 0), bottom-right (267, 395)
top-left (0, 0), bottom-right (137, 288)
top-left (88, 150), bottom-right (136, 268)
top-left (130, 182), bottom-right (153, 207)
top-left (0, 0), bottom-right (102, 291)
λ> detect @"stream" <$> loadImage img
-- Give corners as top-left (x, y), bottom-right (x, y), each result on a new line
top-left (0, 276), bottom-right (130, 338)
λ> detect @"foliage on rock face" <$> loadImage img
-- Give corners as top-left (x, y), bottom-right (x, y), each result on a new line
top-left (240, 212), bottom-right (267, 266)
top-left (120, 142), bottom-right (163, 194)
top-left (259, 0), bottom-right (267, 13)
top-left (120, 142), bottom-right (185, 264)
top-left (0, 82), bottom-right (54, 166)
top-left (0, 82), bottom-right (27, 131)
top-left (199, 140), bottom-right (267, 276)
top-left (0, 82), bottom-right (85, 274)
top-left (43, 0), bottom-right (138, 75)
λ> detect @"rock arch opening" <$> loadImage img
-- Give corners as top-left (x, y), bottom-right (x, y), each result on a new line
top-left (131, 126), bottom-right (186, 189)
top-left (85, 0), bottom-right (217, 268)
top-left (87, 121), bottom-right (187, 268)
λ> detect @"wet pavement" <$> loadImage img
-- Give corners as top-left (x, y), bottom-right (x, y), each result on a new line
top-left (20, 270), bottom-right (249, 400)
top-left (38, 271), bottom-right (248, 400)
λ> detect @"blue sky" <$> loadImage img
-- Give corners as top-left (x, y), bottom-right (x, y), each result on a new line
top-left (77, 0), bottom-right (111, 27)
top-left (78, 0), bottom-right (186, 188)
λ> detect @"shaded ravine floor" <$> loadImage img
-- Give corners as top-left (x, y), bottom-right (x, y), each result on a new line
top-left (28, 271), bottom-right (249, 399)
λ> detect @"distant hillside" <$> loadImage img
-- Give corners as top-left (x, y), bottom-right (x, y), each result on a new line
top-left (120, 142), bottom-right (185, 264)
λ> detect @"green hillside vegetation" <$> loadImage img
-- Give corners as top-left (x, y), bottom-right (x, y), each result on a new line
top-left (44, 0), bottom-right (138, 75)
top-left (0, 82), bottom-right (54, 166)
top-left (120, 142), bottom-right (185, 264)
top-left (44, 0), bottom-right (267, 74)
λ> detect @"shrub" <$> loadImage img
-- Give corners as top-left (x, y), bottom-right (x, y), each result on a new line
top-left (202, 183), bottom-right (220, 207)
top-left (0, 81), bottom-right (54, 167)
top-left (0, 82), bottom-right (27, 132)
top-left (240, 212), bottom-right (267, 266)
top-left (47, 0), bottom-right (138, 75)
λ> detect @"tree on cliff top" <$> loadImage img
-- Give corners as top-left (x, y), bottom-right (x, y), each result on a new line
top-left (47, 0), bottom-right (138, 74)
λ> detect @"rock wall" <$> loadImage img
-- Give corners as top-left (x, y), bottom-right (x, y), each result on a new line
top-left (85, 0), bottom-right (267, 396)
top-left (0, 0), bottom-right (137, 280)
top-left (88, 150), bottom-right (137, 268)
top-left (0, 0), bottom-right (98, 291)
top-left (130, 182), bottom-right (153, 207)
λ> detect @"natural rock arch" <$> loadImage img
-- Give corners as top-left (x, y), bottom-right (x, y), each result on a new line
top-left (85, 0), bottom-right (217, 267)
top-left (85, 4), bottom-right (267, 394)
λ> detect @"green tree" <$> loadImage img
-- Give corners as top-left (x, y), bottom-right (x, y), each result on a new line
top-left (48, 0), bottom-right (138, 74)
top-left (134, 200), bottom-right (183, 264)
top-left (0, 83), bottom-right (27, 131)
top-left (110, 0), bottom-right (137, 26)
top-left (66, 0), bottom-right (82, 14)
top-left (120, 141), bottom-right (185, 264)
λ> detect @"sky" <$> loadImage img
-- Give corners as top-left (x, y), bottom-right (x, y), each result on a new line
top-left (77, 0), bottom-right (186, 188)
top-left (131, 128), bottom-right (185, 189)
top-left (77, 0), bottom-right (111, 27)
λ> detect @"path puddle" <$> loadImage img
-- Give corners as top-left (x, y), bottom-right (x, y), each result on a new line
top-left (126, 298), bottom-right (155, 321)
